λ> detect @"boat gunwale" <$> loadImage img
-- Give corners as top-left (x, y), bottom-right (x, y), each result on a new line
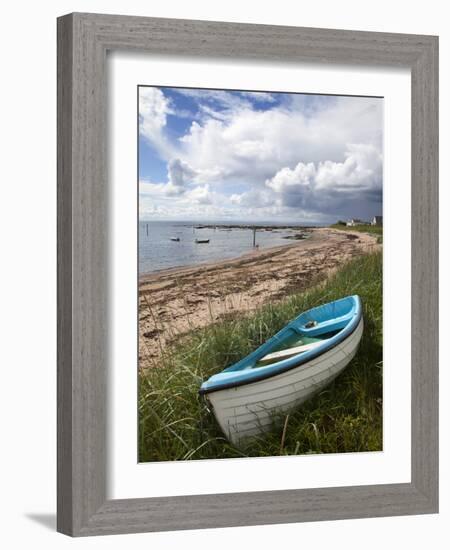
top-left (199, 296), bottom-right (363, 395)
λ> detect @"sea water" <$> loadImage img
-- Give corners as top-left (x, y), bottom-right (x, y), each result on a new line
top-left (139, 221), bottom-right (316, 274)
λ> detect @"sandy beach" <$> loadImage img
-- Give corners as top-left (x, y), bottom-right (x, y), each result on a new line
top-left (139, 227), bottom-right (380, 367)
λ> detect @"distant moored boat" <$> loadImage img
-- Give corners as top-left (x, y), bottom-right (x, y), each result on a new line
top-left (170, 237), bottom-right (180, 241)
top-left (195, 238), bottom-right (210, 244)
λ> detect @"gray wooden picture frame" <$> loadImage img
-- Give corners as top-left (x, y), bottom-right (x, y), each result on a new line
top-left (57, 12), bottom-right (439, 537)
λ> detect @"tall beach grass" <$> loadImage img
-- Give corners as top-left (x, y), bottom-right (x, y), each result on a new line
top-left (139, 250), bottom-right (382, 462)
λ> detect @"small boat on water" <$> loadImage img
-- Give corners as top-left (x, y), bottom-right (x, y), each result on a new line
top-left (199, 295), bottom-right (363, 446)
top-left (170, 237), bottom-right (180, 241)
top-left (195, 238), bottom-right (210, 244)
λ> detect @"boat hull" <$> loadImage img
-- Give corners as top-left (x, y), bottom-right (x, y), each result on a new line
top-left (206, 317), bottom-right (363, 446)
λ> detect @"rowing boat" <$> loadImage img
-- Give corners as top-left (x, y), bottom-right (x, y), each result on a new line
top-left (199, 295), bottom-right (363, 445)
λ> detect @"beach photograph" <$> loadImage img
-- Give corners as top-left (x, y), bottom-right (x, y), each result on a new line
top-left (138, 86), bottom-right (383, 461)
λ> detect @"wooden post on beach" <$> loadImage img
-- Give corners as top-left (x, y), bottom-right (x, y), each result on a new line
top-left (252, 227), bottom-right (256, 247)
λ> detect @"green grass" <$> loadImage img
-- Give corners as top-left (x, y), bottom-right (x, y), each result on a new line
top-left (139, 251), bottom-right (383, 462)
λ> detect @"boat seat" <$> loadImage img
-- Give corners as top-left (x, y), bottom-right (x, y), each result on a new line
top-left (297, 313), bottom-right (353, 336)
top-left (257, 340), bottom-right (323, 365)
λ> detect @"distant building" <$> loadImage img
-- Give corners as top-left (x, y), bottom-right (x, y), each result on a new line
top-left (371, 216), bottom-right (383, 226)
top-left (346, 218), bottom-right (366, 227)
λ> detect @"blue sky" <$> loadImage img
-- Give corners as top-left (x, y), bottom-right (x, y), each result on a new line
top-left (139, 86), bottom-right (383, 222)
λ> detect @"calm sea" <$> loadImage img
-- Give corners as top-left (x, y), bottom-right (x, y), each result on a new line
top-left (139, 221), bottom-right (319, 274)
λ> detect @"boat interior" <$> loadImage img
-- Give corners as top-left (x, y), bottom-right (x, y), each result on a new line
top-left (229, 295), bottom-right (360, 371)
top-left (199, 295), bottom-right (361, 393)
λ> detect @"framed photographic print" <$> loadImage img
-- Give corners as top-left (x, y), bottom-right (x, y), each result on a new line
top-left (137, 85), bottom-right (383, 460)
top-left (57, 13), bottom-right (438, 536)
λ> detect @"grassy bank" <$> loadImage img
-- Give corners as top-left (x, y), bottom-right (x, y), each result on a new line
top-left (139, 250), bottom-right (382, 462)
top-left (330, 223), bottom-right (383, 242)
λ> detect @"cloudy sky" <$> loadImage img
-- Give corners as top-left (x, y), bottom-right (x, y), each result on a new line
top-left (139, 86), bottom-right (383, 223)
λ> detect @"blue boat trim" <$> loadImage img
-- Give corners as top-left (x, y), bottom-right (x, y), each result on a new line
top-left (199, 295), bottom-right (362, 395)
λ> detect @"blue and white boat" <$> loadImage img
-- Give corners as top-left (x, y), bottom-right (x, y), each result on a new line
top-left (199, 295), bottom-right (363, 445)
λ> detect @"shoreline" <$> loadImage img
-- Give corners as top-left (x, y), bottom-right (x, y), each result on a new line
top-left (139, 227), bottom-right (380, 367)
top-left (139, 236), bottom-right (315, 283)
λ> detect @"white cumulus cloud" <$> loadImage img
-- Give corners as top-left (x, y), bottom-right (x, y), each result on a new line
top-left (139, 87), bottom-right (175, 158)
top-left (165, 158), bottom-right (196, 195)
top-left (265, 144), bottom-right (382, 215)
top-left (186, 185), bottom-right (213, 204)
top-left (139, 88), bottom-right (383, 221)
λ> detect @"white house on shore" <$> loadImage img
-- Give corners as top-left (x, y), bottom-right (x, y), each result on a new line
top-left (371, 216), bottom-right (383, 226)
top-left (346, 219), bottom-right (366, 227)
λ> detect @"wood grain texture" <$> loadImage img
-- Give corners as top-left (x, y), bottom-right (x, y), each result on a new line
top-left (57, 12), bottom-right (439, 536)
top-left (410, 36), bottom-right (439, 506)
top-left (57, 13), bottom-right (74, 535)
